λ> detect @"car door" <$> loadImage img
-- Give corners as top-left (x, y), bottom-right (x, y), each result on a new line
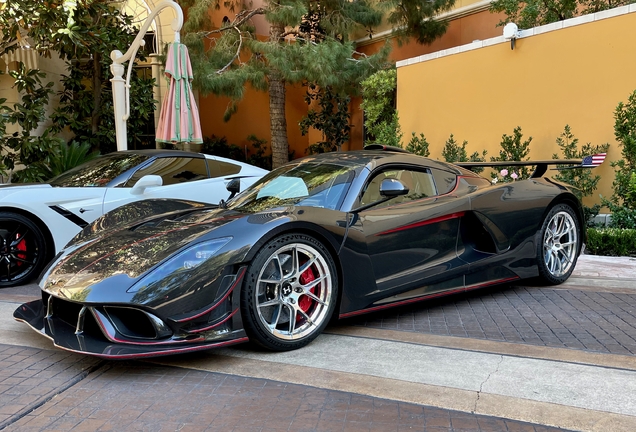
top-left (349, 167), bottom-right (470, 304)
top-left (102, 156), bottom-right (214, 213)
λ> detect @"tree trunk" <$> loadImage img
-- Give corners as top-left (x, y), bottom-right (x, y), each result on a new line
top-left (268, 23), bottom-right (289, 169)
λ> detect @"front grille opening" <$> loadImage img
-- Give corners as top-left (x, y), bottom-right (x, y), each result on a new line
top-left (51, 297), bottom-right (84, 327)
top-left (43, 295), bottom-right (108, 341)
top-left (82, 311), bottom-right (105, 340)
top-left (104, 307), bottom-right (159, 339)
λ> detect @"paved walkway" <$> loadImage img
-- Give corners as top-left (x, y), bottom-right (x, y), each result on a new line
top-left (0, 345), bottom-right (560, 432)
top-left (0, 254), bottom-right (634, 431)
top-left (351, 285), bottom-right (636, 354)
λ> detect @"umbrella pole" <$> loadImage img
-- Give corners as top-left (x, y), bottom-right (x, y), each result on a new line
top-left (109, 0), bottom-right (183, 151)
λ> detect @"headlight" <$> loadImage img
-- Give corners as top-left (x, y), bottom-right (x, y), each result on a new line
top-left (127, 238), bottom-right (232, 294)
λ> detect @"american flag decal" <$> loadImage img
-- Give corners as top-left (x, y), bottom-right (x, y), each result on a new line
top-left (581, 153), bottom-right (606, 167)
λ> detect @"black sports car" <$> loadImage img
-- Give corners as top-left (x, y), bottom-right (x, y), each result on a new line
top-left (15, 147), bottom-right (600, 358)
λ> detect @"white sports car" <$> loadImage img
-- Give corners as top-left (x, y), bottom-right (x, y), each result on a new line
top-left (0, 149), bottom-right (268, 287)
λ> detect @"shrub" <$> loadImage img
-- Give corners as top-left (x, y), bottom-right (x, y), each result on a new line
top-left (489, 0), bottom-right (630, 29)
top-left (551, 125), bottom-right (610, 227)
top-left (586, 228), bottom-right (636, 256)
top-left (490, 126), bottom-right (532, 181)
top-left (360, 69), bottom-right (402, 147)
top-left (44, 141), bottom-right (100, 179)
top-left (405, 133), bottom-right (430, 157)
top-left (606, 171), bottom-right (636, 229)
top-left (245, 134), bottom-right (272, 171)
top-left (441, 134), bottom-right (487, 173)
top-left (610, 90), bottom-right (636, 209)
top-left (603, 91), bottom-right (636, 229)
top-left (300, 84), bottom-right (350, 154)
top-left (201, 135), bottom-right (246, 161)
top-left (608, 206), bottom-right (636, 229)
top-left (0, 66), bottom-right (61, 183)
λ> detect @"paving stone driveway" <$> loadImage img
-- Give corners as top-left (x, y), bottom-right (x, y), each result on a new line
top-left (0, 345), bottom-right (565, 432)
top-left (349, 285), bottom-right (636, 356)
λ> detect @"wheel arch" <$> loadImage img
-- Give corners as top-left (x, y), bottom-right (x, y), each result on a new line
top-left (242, 222), bottom-right (345, 316)
top-left (544, 193), bottom-right (586, 245)
top-left (0, 206), bottom-right (56, 261)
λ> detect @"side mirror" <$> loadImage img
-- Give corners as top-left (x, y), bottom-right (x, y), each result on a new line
top-left (351, 178), bottom-right (409, 214)
top-left (379, 178), bottom-right (409, 198)
top-left (130, 175), bottom-right (163, 195)
top-left (226, 178), bottom-right (241, 200)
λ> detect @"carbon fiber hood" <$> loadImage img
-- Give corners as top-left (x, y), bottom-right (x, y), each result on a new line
top-left (41, 207), bottom-right (243, 298)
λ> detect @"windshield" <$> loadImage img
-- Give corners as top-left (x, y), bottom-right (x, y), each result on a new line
top-left (48, 153), bottom-right (149, 187)
top-left (229, 162), bottom-right (354, 212)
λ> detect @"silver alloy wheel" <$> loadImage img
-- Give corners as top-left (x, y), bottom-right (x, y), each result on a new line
top-left (255, 243), bottom-right (333, 341)
top-left (543, 210), bottom-right (578, 278)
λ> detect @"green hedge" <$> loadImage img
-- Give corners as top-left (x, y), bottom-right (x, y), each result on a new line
top-left (586, 228), bottom-right (636, 256)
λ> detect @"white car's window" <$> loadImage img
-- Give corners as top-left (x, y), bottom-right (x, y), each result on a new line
top-left (207, 159), bottom-right (241, 178)
top-left (48, 153), bottom-right (149, 187)
top-left (124, 157), bottom-right (209, 187)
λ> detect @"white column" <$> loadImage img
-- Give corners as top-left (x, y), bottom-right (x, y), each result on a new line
top-left (109, 0), bottom-right (183, 151)
top-left (110, 53), bottom-right (127, 152)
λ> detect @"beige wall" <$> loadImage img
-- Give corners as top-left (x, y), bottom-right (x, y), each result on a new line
top-left (34, 54), bottom-right (70, 138)
top-left (0, 52), bottom-right (69, 181)
top-left (397, 7), bottom-right (636, 206)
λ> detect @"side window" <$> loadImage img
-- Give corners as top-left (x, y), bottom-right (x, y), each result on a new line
top-left (430, 168), bottom-right (457, 195)
top-left (360, 168), bottom-right (438, 208)
top-left (125, 157), bottom-right (209, 187)
top-left (207, 159), bottom-right (242, 178)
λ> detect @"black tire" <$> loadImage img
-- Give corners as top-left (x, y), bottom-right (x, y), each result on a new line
top-left (241, 233), bottom-right (338, 351)
top-left (0, 212), bottom-right (49, 288)
top-left (536, 204), bottom-right (581, 285)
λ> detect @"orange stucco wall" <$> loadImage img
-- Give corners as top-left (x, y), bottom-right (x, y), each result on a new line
top-left (194, 3), bottom-right (311, 159)
top-left (349, 9), bottom-right (503, 150)
top-left (356, 9), bottom-right (503, 62)
top-left (198, 83), bottom-right (310, 160)
top-left (397, 9), bottom-right (636, 205)
top-left (197, 8), bottom-right (505, 157)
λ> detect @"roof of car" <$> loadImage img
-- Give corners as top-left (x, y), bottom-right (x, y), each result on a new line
top-left (297, 150), bottom-right (467, 175)
top-left (120, 149), bottom-right (206, 158)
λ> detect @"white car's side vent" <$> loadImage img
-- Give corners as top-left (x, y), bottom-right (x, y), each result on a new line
top-left (49, 205), bottom-right (88, 228)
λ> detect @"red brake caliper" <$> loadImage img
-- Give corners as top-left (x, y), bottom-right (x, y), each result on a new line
top-left (297, 260), bottom-right (317, 321)
top-left (15, 233), bottom-right (27, 267)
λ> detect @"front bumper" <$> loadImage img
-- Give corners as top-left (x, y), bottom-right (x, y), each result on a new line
top-left (14, 299), bottom-right (247, 359)
top-left (14, 267), bottom-right (249, 359)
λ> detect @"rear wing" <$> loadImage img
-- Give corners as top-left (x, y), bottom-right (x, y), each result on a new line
top-left (456, 153), bottom-right (607, 178)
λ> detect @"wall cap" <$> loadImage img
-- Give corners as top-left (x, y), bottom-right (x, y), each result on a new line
top-left (355, 0), bottom-right (492, 46)
top-left (397, 6), bottom-right (636, 68)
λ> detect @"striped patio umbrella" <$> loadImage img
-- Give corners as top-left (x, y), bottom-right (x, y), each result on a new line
top-left (155, 42), bottom-right (203, 145)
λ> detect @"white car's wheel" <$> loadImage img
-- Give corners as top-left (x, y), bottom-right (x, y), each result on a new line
top-left (0, 212), bottom-right (49, 288)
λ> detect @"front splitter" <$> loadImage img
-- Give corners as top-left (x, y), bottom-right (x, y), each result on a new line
top-left (14, 299), bottom-right (248, 359)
